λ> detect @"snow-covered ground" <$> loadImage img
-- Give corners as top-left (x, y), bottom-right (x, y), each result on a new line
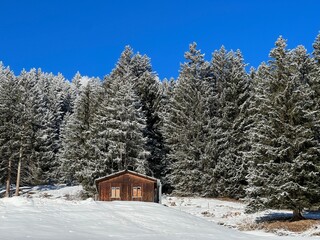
top-left (0, 186), bottom-right (318, 240)
top-left (162, 196), bottom-right (320, 238)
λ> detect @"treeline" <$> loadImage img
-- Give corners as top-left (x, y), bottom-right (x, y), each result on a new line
top-left (1, 34), bottom-right (320, 218)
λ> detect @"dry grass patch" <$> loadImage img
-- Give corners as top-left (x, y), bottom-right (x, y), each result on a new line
top-left (239, 219), bottom-right (320, 234)
top-left (261, 219), bottom-right (320, 233)
top-left (238, 219), bottom-right (260, 231)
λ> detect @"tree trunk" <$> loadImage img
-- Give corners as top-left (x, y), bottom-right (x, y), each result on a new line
top-left (291, 208), bottom-right (305, 221)
top-left (5, 158), bottom-right (12, 198)
top-left (15, 143), bottom-right (23, 196)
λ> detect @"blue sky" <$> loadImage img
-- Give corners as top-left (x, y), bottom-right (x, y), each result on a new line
top-left (0, 0), bottom-right (319, 80)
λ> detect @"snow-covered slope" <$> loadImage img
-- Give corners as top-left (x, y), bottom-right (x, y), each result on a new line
top-left (0, 187), bottom-right (317, 240)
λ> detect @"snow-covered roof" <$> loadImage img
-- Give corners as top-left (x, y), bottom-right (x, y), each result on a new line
top-left (95, 169), bottom-right (158, 185)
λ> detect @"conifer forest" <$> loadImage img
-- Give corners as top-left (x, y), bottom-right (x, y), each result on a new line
top-left (1, 34), bottom-right (320, 218)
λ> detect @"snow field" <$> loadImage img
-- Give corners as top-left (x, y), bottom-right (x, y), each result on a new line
top-left (0, 186), bottom-right (318, 240)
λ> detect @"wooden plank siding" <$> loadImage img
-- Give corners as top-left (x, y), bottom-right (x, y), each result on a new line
top-left (96, 170), bottom-right (158, 202)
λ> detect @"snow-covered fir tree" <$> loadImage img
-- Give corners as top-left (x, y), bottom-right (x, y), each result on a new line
top-left (68, 71), bottom-right (84, 113)
top-left (313, 33), bottom-right (320, 65)
top-left (14, 69), bottom-right (43, 186)
top-left (93, 74), bottom-right (149, 176)
top-left (210, 48), bottom-right (252, 198)
top-left (158, 77), bottom-right (175, 193)
top-left (164, 43), bottom-right (215, 196)
top-left (245, 37), bottom-right (320, 220)
top-left (59, 78), bottom-right (102, 189)
top-left (312, 34), bottom-right (320, 106)
top-left (132, 68), bottom-right (164, 179)
top-left (0, 63), bottom-right (20, 196)
top-left (24, 71), bottom-right (71, 184)
top-left (108, 47), bottom-right (165, 179)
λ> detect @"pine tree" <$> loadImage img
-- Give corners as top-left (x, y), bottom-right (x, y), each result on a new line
top-left (0, 66), bottom-right (36, 195)
top-left (93, 75), bottom-right (149, 176)
top-left (313, 33), bottom-right (320, 65)
top-left (0, 63), bottom-right (19, 196)
top-left (109, 46), bottom-right (134, 80)
top-left (210, 48), bottom-right (252, 198)
top-left (164, 43), bottom-right (215, 196)
top-left (108, 47), bottom-right (164, 179)
top-left (311, 33), bottom-right (320, 108)
top-left (15, 69), bottom-right (47, 185)
top-left (46, 73), bottom-right (71, 181)
top-left (246, 37), bottom-right (320, 220)
top-left (158, 78), bottom-right (175, 193)
top-left (69, 71), bottom-right (84, 113)
top-left (59, 78), bottom-right (102, 188)
top-left (21, 71), bottom-right (70, 184)
top-left (13, 71), bottom-right (36, 194)
top-left (133, 69), bottom-right (163, 178)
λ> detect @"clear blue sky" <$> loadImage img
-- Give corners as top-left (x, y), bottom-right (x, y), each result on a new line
top-left (0, 0), bottom-right (319, 80)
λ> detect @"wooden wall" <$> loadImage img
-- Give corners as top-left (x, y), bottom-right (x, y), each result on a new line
top-left (97, 172), bottom-right (156, 202)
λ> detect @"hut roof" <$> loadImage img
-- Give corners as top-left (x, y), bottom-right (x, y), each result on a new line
top-left (95, 170), bottom-right (157, 186)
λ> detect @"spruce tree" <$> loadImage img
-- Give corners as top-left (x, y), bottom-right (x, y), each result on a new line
top-left (59, 78), bottom-right (101, 188)
top-left (210, 48), bottom-right (252, 198)
top-left (246, 37), bottom-right (320, 220)
top-left (23, 71), bottom-right (70, 184)
top-left (313, 33), bottom-right (320, 65)
top-left (13, 71), bottom-right (36, 194)
top-left (108, 47), bottom-right (164, 179)
top-left (158, 78), bottom-right (175, 193)
top-left (0, 63), bottom-right (19, 196)
top-left (164, 43), bottom-right (214, 196)
top-left (133, 70), bottom-right (164, 178)
top-left (69, 71), bottom-right (84, 113)
top-left (311, 33), bottom-right (320, 108)
top-left (93, 75), bottom-right (149, 175)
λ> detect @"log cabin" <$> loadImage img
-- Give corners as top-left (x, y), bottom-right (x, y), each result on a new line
top-left (95, 170), bottom-right (162, 203)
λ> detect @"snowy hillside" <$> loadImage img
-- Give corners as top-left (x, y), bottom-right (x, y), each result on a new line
top-left (0, 186), bottom-right (318, 240)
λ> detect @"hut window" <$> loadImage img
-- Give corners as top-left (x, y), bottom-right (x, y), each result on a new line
top-left (111, 187), bottom-right (120, 198)
top-left (132, 187), bottom-right (142, 198)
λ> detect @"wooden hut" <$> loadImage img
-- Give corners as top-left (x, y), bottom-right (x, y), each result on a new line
top-left (95, 170), bottom-right (161, 203)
